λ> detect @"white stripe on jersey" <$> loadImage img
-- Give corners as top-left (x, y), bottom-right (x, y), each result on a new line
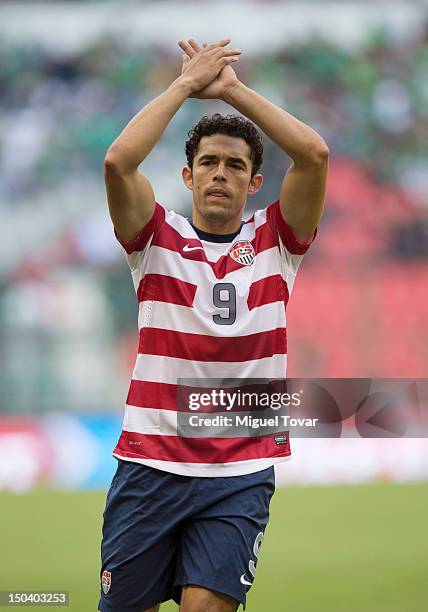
top-left (146, 245), bottom-right (285, 284)
top-left (112, 452), bottom-right (291, 478)
top-left (123, 405), bottom-right (176, 435)
top-left (132, 354), bottom-right (288, 385)
top-left (138, 300), bottom-right (287, 336)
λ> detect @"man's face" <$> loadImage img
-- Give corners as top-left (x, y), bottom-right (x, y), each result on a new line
top-left (182, 134), bottom-right (263, 231)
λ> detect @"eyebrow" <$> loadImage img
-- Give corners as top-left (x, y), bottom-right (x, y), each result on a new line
top-left (198, 154), bottom-right (248, 167)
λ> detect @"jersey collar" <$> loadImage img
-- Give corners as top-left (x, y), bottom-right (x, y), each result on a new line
top-left (189, 221), bottom-right (244, 243)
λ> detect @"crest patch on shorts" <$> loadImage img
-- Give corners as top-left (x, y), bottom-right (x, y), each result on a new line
top-left (102, 570), bottom-right (111, 595)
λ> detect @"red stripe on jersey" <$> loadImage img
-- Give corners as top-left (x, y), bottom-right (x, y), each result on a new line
top-left (210, 253), bottom-right (251, 279)
top-left (152, 223), bottom-right (206, 262)
top-left (114, 203), bottom-right (165, 254)
top-left (247, 274), bottom-right (289, 311)
top-left (267, 200), bottom-right (316, 254)
top-left (137, 274), bottom-right (197, 306)
top-left (127, 380), bottom-right (289, 412)
top-left (254, 218), bottom-right (278, 253)
top-left (127, 380), bottom-right (178, 410)
top-left (138, 328), bottom-right (287, 361)
top-left (115, 430), bottom-right (291, 464)
top-left (151, 214), bottom-right (278, 279)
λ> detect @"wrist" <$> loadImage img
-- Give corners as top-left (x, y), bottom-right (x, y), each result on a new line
top-left (221, 80), bottom-right (245, 104)
top-left (169, 75), bottom-right (194, 100)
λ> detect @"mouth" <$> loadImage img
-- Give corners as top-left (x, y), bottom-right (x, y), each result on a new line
top-left (207, 189), bottom-right (230, 200)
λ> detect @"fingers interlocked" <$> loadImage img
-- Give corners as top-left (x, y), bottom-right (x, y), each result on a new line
top-left (178, 37), bottom-right (241, 61)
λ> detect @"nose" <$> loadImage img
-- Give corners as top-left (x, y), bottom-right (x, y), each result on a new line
top-left (214, 162), bottom-right (227, 181)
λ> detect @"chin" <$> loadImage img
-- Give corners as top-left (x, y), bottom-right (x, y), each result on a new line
top-left (201, 201), bottom-right (232, 218)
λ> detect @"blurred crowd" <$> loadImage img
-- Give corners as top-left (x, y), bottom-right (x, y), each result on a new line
top-left (2, 25), bottom-right (428, 204)
top-left (1, 22), bottom-right (428, 413)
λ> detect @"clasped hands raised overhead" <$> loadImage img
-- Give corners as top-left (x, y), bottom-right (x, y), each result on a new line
top-left (177, 37), bottom-right (242, 99)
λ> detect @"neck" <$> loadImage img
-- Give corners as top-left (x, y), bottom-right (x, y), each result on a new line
top-left (192, 211), bottom-right (243, 235)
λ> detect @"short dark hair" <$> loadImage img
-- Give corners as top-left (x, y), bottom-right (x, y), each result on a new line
top-left (185, 113), bottom-right (263, 176)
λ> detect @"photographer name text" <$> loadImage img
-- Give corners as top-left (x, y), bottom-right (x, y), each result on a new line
top-left (186, 414), bottom-right (318, 429)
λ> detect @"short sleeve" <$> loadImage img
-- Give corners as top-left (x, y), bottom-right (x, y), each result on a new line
top-left (114, 202), bottom-right (165, 254)
top-left (266, 200), bottom-right (317, 282)
top-left (266, 200), bottom-right (317, 255)
top-left (114, 202), bottom-right (165, 273)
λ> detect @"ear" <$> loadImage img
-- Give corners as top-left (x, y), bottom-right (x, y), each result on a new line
top-left (247, 173), bottom-right (263, 195)
top-left (182, 166), bottom-right (193, 191)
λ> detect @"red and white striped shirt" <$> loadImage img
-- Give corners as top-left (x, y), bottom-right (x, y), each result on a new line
top-left (113, 200), bottom-right (315, 476)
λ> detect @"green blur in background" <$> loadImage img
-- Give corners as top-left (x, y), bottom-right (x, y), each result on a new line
top-left (1, 483), bottom-right (427, 612)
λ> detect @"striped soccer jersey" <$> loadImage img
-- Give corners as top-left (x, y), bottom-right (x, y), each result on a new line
top-left (113, 199), bottom-right (315, 477)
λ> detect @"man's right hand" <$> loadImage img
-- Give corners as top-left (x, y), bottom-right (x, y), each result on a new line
top-left (177, 38), bottom-right (241, 95)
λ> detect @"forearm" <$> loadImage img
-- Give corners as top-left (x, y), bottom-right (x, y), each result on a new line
top-left (223, 82), bottom-right (329, 165)
top-left (105, 77), bottom-right (192, 172)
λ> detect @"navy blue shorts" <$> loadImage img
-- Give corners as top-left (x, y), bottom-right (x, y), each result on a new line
top-left (98, 459), bottom-right (275, 611)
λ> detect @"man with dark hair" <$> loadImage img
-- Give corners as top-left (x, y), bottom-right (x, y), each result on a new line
top-left (99, 38), bottom-right (328, 612)
top-left (185, 113), bottom-right (264, 176)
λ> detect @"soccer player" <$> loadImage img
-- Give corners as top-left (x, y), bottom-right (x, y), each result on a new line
top-left (99, 38), bottom-right (328, 612)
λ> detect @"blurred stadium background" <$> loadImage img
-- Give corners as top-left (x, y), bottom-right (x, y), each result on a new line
top-left (0, 1), bottom-right (427, 610)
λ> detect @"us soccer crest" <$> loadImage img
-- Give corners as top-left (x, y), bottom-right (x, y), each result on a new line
top-left (102, 570), bottom-right (111, 595)
top-left (229, 240), bottom-right (255, 266)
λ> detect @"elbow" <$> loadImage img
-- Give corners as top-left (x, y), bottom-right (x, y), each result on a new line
top-left (293, 140), bottom-right (329, 167)
top-left (317, 141), bottom-right (330, 162)
top-left (307, 139), bottom-right (330, 165)
top-left (104, 147), bottom-right (121, 176)
top-left (104, 144), bottom-right (133, 176)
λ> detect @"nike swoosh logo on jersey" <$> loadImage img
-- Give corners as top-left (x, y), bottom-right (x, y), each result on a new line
top-left (240, 574), bottom-right (253, 586)
top-left (183, 244), bottom-right (204, 252)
